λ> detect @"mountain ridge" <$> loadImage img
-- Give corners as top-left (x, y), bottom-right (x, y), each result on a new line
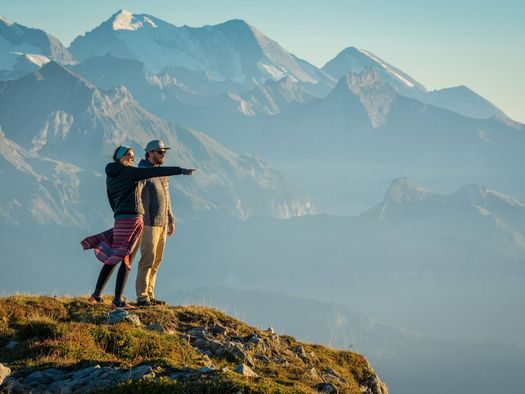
top-left (68, 10), bottom-right (336, 96)
top-left (322, 46), bottom-right (507, 120)
top-left (0, 62), bottom-right (315, 221)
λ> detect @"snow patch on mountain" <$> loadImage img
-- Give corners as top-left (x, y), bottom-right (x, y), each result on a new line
top-left (357, 49), bottom-right (415, 88)
top-left (111, 9), bottom-right (158, 31)
top-left (23, 53), bottom-right (50, 67)
top-left (0, 131), bottom-right (41, 179)
top-left (69, 11), bottom-right (334, 94)
top-left (0, 15), bottom-right (13, 26)
top-left (259, 62), bottom-right (286, 79)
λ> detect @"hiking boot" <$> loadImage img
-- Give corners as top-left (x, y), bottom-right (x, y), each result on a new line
top-left (111, 298), bottom-right (134, 310)
top-left (88, 295), bottom-right (104, 304)
top-left (137, 299), bottom-right (153, 307)
top-left (150, 298), bottom-right (166, 305)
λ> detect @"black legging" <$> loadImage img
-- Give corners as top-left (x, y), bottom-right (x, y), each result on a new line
top-left (92, 261), bottom-right (129, 303)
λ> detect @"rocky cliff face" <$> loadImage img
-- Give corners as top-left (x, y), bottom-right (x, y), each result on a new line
top-left (0, 295), bottom-right (388, 393)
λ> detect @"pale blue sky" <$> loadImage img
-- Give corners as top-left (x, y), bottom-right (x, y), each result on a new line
top-left (2, 0), bottom-right (524, 122)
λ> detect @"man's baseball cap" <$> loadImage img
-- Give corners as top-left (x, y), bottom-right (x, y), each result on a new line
top-left (145, 139), bottom-right (171, 152)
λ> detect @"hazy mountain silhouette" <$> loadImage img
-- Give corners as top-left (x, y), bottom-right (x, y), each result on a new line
top-left (0, 62), bottom-right (314, 221)
top-left (322, 46), bottom-right (507, 119)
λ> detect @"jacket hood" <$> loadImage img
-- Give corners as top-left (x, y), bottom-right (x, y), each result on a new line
top-left (105, 162), bottom-right (125, 177)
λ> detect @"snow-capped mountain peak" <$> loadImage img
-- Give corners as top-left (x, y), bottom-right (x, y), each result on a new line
top-left (323, 46), bottom-right (427, 97)
top-left (69, 11), bottom-right (336, 95)
top-left (0, 15), bottom-right (13, 26)
top-left (110, 9), bottom-right (158, 31)
top-left (357, 49), bottom-right (415, 88)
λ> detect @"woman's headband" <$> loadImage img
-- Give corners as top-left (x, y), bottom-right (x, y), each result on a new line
top-left (115, 145), bottom-right (131, 160)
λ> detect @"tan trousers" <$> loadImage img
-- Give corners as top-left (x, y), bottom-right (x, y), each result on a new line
top-left (135, 225), bottom-right (167, 302)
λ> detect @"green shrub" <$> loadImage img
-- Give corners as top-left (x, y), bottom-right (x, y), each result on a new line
top-left (17, 320), bottom-right (66, 340)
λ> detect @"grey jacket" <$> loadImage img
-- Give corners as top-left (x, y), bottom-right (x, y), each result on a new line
top-left (138, 159), bottom-right (176, 227)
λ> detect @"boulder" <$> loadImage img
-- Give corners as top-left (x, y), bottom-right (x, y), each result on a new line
top-left (317, 382), bottom-right (338, 393)
top-left (147, 322), bottom-right (172, 334)
top-left (234, 363), bottom-right (258, 377)
top-left (291, 345), bottom-right (308, 361)
top-left (106, 310), bottom-right (141, 326)
top-left (129, 365), bottom-right (155, 380)
top-left (208, 324), bottom-right (227, 336)
top-left (187, 327), bottom-right (208, 338)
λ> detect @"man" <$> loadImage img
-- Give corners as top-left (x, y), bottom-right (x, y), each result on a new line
top-left (135, 139), bottom-right (193, 306)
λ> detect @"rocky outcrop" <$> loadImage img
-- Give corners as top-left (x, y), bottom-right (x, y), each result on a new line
top-left (0, 296), bottom-right (388, 393)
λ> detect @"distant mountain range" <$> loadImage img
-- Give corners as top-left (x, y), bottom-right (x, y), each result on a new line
top-left (0, 15), bottom-right (73, 79)
top-left (155, 178), bottom-right (525, 346)
top-left (322, 46), bottom-right (507, 119)
top-left (0, 62), bottom-right (314, 224)
top-left (69, 10), bottom-right (336, 96)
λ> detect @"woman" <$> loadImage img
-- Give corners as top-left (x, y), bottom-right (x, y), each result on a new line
top-left (81, 145), bottom-right (194, 309)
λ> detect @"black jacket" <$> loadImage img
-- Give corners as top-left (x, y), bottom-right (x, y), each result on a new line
top-left (105, 162), bottom-right (190, 218)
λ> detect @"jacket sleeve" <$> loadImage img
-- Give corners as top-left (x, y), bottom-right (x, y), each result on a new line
top-left (126, 166), bottom-right (190, 181)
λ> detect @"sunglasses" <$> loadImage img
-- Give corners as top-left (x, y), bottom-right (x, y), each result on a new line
top-left (123, 153), bottom-right (135, 161)
top-left (154, 150), bottom-right (167, 156)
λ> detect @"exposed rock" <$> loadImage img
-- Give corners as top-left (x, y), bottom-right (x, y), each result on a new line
top-left (272, 355), bottom-right (289, 365)
top-left (72, 365), bottom-right (100, 380)
top-left (322, 367), bottom-right (346, 384)
top-left (187, 326), bottom-right (208, 338)
top-left (128, 365), bottom-right (155, 380)
top-left (0, 363), bottom-right (11, 385)
top-left (358, 360), bottom-right (389, 394)
top-left (208, 323), bottom-right (227, 336)
top-left (291, 345), bottom-right (309, 361)
top-left (106, 310), bottom-right (141, 326)
top-left (198, 366), bottom-right (214, 374)
top-left (193, 337), bottom-right (226, 355)
top-left (359, 375), bottom-right (389, 394)
top-left (147, 322), bottom-right (172, 334)
top-left (247, 333), bottom-right (261, 344)
top-left (1, 364), bottom-right (166, 393)
top-left (317, 382), bottom-right (339, 393)
top-left (234, 363), bottom-right (258, 377)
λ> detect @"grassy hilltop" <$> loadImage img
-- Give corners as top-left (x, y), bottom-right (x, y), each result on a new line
top-left (0, 295), bottom-right (387, 393)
